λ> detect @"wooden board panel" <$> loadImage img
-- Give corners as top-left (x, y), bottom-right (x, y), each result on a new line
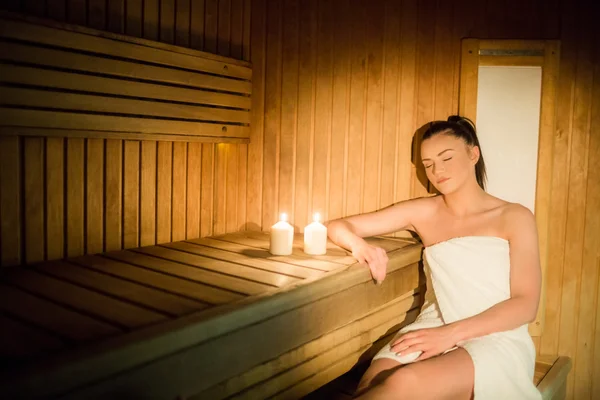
top-left (66, 138), bottom-right (84, 258)
top-left (23, 137), bottom-right (45, 264)
top-left (187, 142), bottom-right (202, 238)
top-left (156, 142), bottom-right (173, 244)
top-left (1, 268), bottom-right (166, 328)
top-left (0, 313), bottom-right (65, 361)
top-left (0, 284), bottom-right (120, 341)
top-left (0, 64), bottom-right (251, 109)
top-left (166, 241), bottom-right (321, 279)
top-left (34, 261), bottom-right (207, 317)
top-left (0, 87), bottom-right (250, 124)
top-left (108, 249), bottom-right (271, 295)
top-left (0, 16), bottom-right (252, 79)
top-left (146, 243), bottom-right (300, 287)
top-left (72, 255), bottom-right (242, 305)
top-left (0, 136), bottom-right (21, 266)
top-left (86, 139), bottom-right (104, 255)
top-left (171, 142), bottom-right (187, 242)
top-left (46, 137), bottom-right (64, 260)
top-left (105, 140), bottom-right (122, 252)
top-left (123, 141), bottom-right (140, 249)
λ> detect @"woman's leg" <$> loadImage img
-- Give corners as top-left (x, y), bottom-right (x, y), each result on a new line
top-left (355, 358), bottom-right (403, 395)
top-left (354, 348), bottom-right (474, 400)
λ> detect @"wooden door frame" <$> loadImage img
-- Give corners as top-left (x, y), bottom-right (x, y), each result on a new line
top-left (459, 39), bottom-right (560, 337)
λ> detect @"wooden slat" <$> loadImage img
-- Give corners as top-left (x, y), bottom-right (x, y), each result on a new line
top-left (0, 313), bottom-right (64, 360)
top-left (538, 357), bottom-right (573, 400)
top-left (237, 143), bottom-right (248, 230)
top-left (0, 41), bottom-right (250, 95)
top-left (86, 139), bottom-right (104, 255)
top-left (0, 109), bottom-right (249, 139)
top-left (0, 136), bottom-right (21, 266)
top-left (197, 291), bottom-right (421, 399)
top-left (140, 141), bottom-right (156, 247)
top-left (23, 137), bottom-right (45, 264)
top-left (156, 142), bottom-right (172, 244)
top-left (125, 0), bottom-right (142, 37)
top-left (0, 64), bottom-right (251, 110)
top-left (231, 0), bottom-right (244, 59)
top-left (72, 254), bottom-right (241, 304)
top-left (175, 0), bottom-right (190, 47)
top-left (34, 261), bottom-right (207, 317)
top-left (143, 0), bottom-right (159, 41)
top-left (166, 240), bottom-right (321, 279)
top-left (0, 284), bottom-right (120, 341)
top-left (1, 268), bottom-right (166, 328)
top-left (226, 145), bottom-right (239, 232)
top-left (109, 249), bottom-right (271, 295)
top-left (123, 140), bottom-right (140, 249)
top-left (204, 0), bottom-right (218, 53)
top-left (152, 243), bottom-right (301, 286)
top-left (201, 143), bottom-right (215, 237)
top-left (172, 142), bottom-right (187, 242)
top-left (87, 0), bottom-right (106, 30)
top-left (105, 139), bottom-right (122, 252)
top-left (213, 144), bottom-right (228, 235)
top-left (218, 0), bottom-right (231, 56)
top-left (160, 0), bottom-right (175, 43)
top-left (190, 0), bottom-right (205, 50)
top-left (0, 16), bottom-right (252, 79)
top-left (66, 138), bottom-right (84, 257)
top-left (46, 137), bottom-right (64, 260)
top-left (0, 87), bottom-right (250, 124)
top-left (107, 0), bottom-right (125, 34)
top-left (242, 0), bottom-right (251, 61)
top-left (192, 234), bottom-right (343, 271)
top-left (187, 142), bottom-right (202, 239)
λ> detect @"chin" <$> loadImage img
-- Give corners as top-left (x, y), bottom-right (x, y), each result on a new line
top-left (432, 181), bottom-right (458, 195)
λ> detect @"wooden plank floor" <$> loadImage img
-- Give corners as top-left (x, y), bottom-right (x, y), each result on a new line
top-left (0, 231), bottom-right (416, 376)
top-left (302, 355), bottom-right (560, 399)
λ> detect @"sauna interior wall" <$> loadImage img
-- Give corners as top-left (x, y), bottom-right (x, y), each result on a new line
top-left (247, 1), bottom-right (600, 399)
top-left (0, 0), bottom-right (252, 267)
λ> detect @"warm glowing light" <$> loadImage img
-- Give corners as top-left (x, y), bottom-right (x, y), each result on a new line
top-left (313, 213), bottom-right (321, 222)
top-left (280, 213), bottom-right (288, 222)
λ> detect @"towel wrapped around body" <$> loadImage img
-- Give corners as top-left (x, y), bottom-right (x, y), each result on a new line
top-left (372, 236), bottom-right (542, 400)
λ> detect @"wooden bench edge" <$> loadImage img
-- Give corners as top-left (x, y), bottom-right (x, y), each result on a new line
top-left (537, 356), bottom-right (572, 400)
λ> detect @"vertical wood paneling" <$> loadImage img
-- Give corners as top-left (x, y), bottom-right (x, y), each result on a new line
top-left (231, 0), bottom-right (244, 59)
top-left (140, 141), bottom-right (156, 247)
top-left (187, 142), bottom-right (201, 239)
top-left (237, 143), bottom-right (248, 230)
top-left (263, 0), bottom-right (282, 228)
top-left (143, 0), bottom-right (160, 40)
top-left (200, 143), bottom-right (215, 237)
top-left (160, 0), bottom-right (176, 43)
top-left (204, 0), bottom-right (218, 53)
top-left (66, 138), bottom-right (84, 257)
top-left (104, 139), bottom-right (122, 252)
top-left (156, 142), bottom-right (173, 244)
top-left (107, 0), bottom-right (125, 33)
top-left (278, 0), bottom-right (298, 227)
top-left (312, 0), bottom-right (333, 220)
top-left (46, 138), bottom-right (64, 260)
top-left (218, 0), bottom-right (231, 56)
top-left (213, 144), bottom-right (227, 235)
top-left (125, 0), bottom-right (143, 37)
top-left (87, 0), bottom-right (106, 30)
top-left (0, 137), bottom-right (21, 266)
top-left (123, 141), bottom-right (140, 248)
top-left (591, 35), bottom-right (600, 400)
top-left (172, 142), bottom-right (187, 241)
top-left (190, 0), bottom-right (205, 50)
top-left (226, 145), bottom-right (238, 232)
top-left (46, 0), bottom-right (67, 21)
top-left (23, 138), bottom-right (44, 264)
top-left (66, 0), bottom-right (86, 25)
top-left (86, 138), bottom-right (104, 254)
top-left (175, 0), bottom-right (191, 47)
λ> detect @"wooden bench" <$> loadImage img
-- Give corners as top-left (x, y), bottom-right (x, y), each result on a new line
top-left (0, 11), bottom-right (251, 143)
top-left (0, 231), bottom-right (424, 399)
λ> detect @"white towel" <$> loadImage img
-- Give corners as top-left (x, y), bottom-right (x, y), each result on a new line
top-left (373, 236), bottom-right (542, 399)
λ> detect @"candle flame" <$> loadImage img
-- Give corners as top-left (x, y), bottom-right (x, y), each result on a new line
top-left (313, 212), bottom-right (320, 222)
top-left (280, 213), bottom-right (288, 222)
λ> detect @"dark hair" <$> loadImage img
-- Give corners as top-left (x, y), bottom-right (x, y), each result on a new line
top-left (422, 115), bottom-right (487, 190)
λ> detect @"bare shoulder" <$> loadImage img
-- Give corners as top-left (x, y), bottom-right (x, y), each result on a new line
top-left (499, 202), bottom-right (538, 241)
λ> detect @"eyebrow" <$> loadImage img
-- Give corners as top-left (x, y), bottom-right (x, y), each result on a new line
top-left (421, 149), bottom-right (455, 162)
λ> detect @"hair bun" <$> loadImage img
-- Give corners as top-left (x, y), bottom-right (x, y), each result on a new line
top-left (447, 115), bottom-right (463, 123)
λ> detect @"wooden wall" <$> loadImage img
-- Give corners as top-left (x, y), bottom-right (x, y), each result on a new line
top-left (0, 0), bottom-right (251, 266)
top-left (248, 0), bottom-right (600, 399)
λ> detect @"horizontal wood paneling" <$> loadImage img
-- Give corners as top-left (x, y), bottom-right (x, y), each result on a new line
top-left (248, 0), bottom-right (600, 399)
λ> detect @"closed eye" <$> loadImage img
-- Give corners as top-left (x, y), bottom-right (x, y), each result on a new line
top-left (443, 157), bottom-right (453, 162)
top-left (424, 164), bottom-right (433, 169)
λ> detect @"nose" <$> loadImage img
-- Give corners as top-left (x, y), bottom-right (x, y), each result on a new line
top-left (432, 163), bottom-right (445, 175)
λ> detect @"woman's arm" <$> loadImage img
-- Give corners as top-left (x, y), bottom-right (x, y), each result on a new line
top-left (448, 204), bottom-right (542, 341)
top-left (326, 197), bottom-right (431, 283)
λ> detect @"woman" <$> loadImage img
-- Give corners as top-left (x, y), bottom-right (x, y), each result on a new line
top-left (327, 116), bottom-right (542, 399)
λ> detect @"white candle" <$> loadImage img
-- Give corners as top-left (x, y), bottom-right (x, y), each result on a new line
top-left (269, 213), bottom-right (294, 255)
top-left (304, 213), bottom-right (328, 255)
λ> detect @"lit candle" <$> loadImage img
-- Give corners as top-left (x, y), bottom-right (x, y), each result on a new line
top-left (304, 213), bottom-right (328, 255)
top-left (269, 213), bottom-right (294, 255)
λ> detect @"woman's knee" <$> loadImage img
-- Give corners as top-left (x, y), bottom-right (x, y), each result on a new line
top-left (379, 365), bottom-right (422, 395)
top-left (356, 358), bottom-right (402, 392)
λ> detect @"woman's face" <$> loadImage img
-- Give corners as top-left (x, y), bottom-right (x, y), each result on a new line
top-left (420, 133), bottom-right (479, 194)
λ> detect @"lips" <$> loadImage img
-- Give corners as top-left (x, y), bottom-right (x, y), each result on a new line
top-left (437, 177), bottom-right (450, 184)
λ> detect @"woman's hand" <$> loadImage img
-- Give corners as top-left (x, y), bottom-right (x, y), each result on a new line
top-left (351, 240), bottom-right (389, 284)
top-left (390, 325), bottom-right (459, 362)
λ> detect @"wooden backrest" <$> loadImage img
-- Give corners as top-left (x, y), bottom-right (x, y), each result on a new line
top-left (0, 13), bottom-right (252, 143)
